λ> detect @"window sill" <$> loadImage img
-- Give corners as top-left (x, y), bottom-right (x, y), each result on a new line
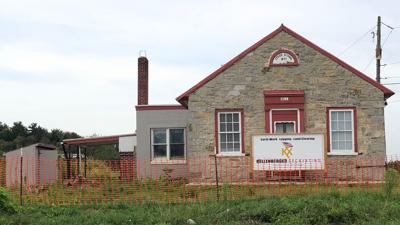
top-left (327, 152), bottom-right (359, 156)
top-left (151, 160), bottom-right (186, 165)
top-left (216, 153), bottom-right (246, 157)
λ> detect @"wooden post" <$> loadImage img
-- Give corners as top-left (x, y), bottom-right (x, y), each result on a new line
top-left (210, 154), bottom-right (220, 201)
top-left (376, 16), bottom-right (382, 83)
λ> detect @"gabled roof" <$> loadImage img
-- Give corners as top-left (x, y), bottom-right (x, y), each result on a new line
top-left (176, 24), bottom-right (394, 107)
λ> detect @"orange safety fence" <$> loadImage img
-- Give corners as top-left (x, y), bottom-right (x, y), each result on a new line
top-left (0, 157), bottom-right (5, 186)
top-left (0, 154), bottom-right (399, 205)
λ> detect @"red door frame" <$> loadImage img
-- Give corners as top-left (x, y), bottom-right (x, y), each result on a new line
top-left (264, 90), bottom-right (305, 133)
top-left (264, 90), bottom-right (306, 178)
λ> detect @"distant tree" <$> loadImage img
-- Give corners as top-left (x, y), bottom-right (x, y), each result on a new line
top-left (86, 145), bottom-right (119, 160)
top-left (0, 123), bottom-right (12, 142)
top-left (0, 123), bottom-right (8, 138)
top-left (63, 132), bottom-right (80, 140)
top-left (0, 121), bottom-right (119, 160)
top-left (49, 129), bottom-right (64, 144)
top-left (11, 122), bottom-right (28, 140)
top-left (28, 123), bottom-right (49, 143)
top-left (0, 121), bottom-right (81, 153)
top-left (13, 136), bottom-right (26, 149)
top-left (0, 140), bottom-right (5, 155)
top-left (25, 135), bottom-right (36, 146)
top-left (81, 134), bottom-right (119, 160)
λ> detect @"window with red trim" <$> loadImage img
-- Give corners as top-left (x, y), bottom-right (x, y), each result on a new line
top-left (327, 108), bottom-right (357, 155)
top-left (215, 109), bottom-right (245, 155)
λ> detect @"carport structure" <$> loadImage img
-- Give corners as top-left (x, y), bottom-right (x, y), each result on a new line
top-left (61, 133), bottom-right (136, 180)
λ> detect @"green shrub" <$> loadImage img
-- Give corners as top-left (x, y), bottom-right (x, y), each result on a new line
top-left (246, 187), bottom-right (256, 197)
top-left (383, 168), bottom-right (399, 198)
top-left (0, 188), bottom-right (16, 214)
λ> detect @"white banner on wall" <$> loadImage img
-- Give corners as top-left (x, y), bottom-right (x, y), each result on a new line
top-left (252, 134), bottom-right (325, 171)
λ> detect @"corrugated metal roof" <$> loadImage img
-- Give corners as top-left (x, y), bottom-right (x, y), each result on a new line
top-left (62, 133), bottom-right (136, 145)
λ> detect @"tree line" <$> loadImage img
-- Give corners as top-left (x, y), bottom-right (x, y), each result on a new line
top-left (0, 121), bottom-right (80, 155)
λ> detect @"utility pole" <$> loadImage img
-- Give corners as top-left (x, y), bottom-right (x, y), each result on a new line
top-left (376, 16), bottom-right (382, 83)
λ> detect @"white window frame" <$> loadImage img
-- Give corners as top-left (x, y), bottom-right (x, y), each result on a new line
top-left (328, 109), bottom-right (358, 156)
top-left (269, 108), bottom-right (300, 133)
top-left (273, 121), bottom-right (296, 134)
top-left (217, 111), bottom-right (244, 156)
top-left (151, 128), bottom-right (186, 164)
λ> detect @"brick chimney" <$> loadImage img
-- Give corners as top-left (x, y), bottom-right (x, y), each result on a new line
top-left (137, 56), bottom-right (148, 105)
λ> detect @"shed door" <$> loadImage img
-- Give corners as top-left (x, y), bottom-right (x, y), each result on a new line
top-left (39, 150), bottom-right (57, 184)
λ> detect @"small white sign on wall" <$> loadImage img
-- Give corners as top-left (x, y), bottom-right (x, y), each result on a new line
top-left (272, 52), bottom-right (295, 64)
top-left (119, 136), bottom-right (137, 152)
top-left (252, 134), bottom-right (325, 171)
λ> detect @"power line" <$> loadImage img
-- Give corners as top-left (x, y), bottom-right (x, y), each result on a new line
top-left (382, 82), bottom-right (400, 85)
top-left (385, 61), bottom-right (400, 65)
top-left (363, 56), bottom-right (375, 72)
top-left (338, 26), bottom-right (376, 56)
top-left (382, 29), bottom-right (393, 47)
top-left (382, 21), bottom-right (400, 30)
top-left (382, 22), bottom-right (395, 29)
top-left (387, 100), bottom-right (400, 104)
top-left (382, 76), bottom-right (400, 79)
top-left (364, 26), bottom-right (394, 72)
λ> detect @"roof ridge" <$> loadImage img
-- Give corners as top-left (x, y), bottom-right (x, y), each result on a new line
top-left (280, 25), bottom-right (394, 97)
top-left (176, 24), bottom-right (394, 107)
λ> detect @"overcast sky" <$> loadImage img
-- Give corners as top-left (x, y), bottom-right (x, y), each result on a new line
top-left (0, 0), bottom-right (399, 154)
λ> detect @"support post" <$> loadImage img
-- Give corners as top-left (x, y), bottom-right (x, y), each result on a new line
top-left (84, 147), bottom-right (87, 178)
top-left (61, 143), bottom-right (66, 182)
top-left (67, 145), bottom-right (71, 179)
top-left (77, 145), bottom-right (81, 176)
top-left (19, 154), bottom-right (23, 206)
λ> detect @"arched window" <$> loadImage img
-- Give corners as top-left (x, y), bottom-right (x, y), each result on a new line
top-left (267, 48), bottom-right (299, 67)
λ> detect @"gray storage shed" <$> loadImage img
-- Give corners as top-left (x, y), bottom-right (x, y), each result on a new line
top-left (5, 143), bottom-right (57, 187)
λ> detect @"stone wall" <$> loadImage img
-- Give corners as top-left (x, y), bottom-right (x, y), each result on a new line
top-left (188, 154), bottom-right (251, 183)
top-left (186, 31), bottom-right (387, 182)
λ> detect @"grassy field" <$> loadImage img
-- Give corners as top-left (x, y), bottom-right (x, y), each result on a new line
top-left (2, 191), bottom-right (400, 225)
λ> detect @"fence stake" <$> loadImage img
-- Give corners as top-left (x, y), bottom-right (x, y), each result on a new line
top-left (210, 154), bottom-right (220, 201)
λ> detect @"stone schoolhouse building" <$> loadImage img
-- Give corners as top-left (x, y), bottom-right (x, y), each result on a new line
top-left (135, 25), bottom-right (394, 181)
